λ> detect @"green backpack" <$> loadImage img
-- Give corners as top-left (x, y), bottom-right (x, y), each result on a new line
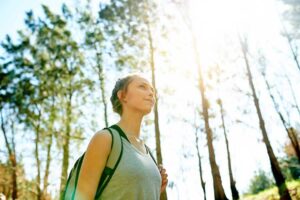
top-left (62, 124), bottom-right (157, 200)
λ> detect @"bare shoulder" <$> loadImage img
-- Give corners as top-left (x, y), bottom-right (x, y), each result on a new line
top-left (75, 128), bottom-right (112, 199)
top-left (93, 128), bottom-right (112, 140)
top-left (88, 128), bottom-right (112, 154)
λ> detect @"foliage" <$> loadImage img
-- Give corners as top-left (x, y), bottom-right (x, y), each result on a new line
top-left (280, 156), bottom-right (300, 180)
top-left (0, 160), bottom-right (52, 200)
top-left (247, 169), bottom-right (275, 194)
top-left (281, 0), bottom-right (300, 37)
top-left (242, 180), bottom-right (300, 200)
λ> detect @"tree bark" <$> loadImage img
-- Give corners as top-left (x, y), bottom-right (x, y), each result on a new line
top-left (194, 127), bottom-right (207, 200)
top-left (284, 73), bottom-right (300, 118)
top-left (262, 72), bottom-right (300, 162)
top-left (239, 36), bottom-right (291, 200)
top-left (146, 20), bottom-right (168, 200)
top-left (59, 89), bottom-right (73, 199)
top-left (34, 106), bottom-right (42, 200)
top-left (174, 3), bottom-right (228, 198)
top-left (283, 30), bottom-right (300, 72)
top-left (191, 31), bottom-right (228, 199)
top-left (287, 128), bottom-right (300, 161)
top-left (96, 52), bottom-right (109, 127)
top-left (42, 98), bottom-right (55, 199)
top-left (278, 16), bottom-right (300, 72)
top-left (217, 99), bottom-right (239, 200)
top-left (42, 133), bottom-right (53, 200)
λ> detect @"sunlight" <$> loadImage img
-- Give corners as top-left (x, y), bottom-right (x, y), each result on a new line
top-left (191, 0), bottom-right (241, 33)
top-left (175, 0), bottom-right (244, 75)
top-left (169, 0), bottom-right (284, 78)
top-left (1, 0), bottom-right (298, 199)
top-left (188, 0), bottom-right (277, 37)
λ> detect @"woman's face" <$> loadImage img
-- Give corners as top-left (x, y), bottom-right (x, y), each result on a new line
top-left (119, 76), bottom-right (155, 115)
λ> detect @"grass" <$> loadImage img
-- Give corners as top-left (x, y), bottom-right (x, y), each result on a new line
top-left (241, 180), bottom-right (300, 200)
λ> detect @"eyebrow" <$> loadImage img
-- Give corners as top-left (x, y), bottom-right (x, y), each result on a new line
top-left (140, 81), bottom-right (155, 92)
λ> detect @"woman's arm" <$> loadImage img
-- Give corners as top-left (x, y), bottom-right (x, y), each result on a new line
top-left (75, 130), bottom-right (112, 200)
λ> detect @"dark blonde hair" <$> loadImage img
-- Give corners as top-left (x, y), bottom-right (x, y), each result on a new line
top-left (110, 74), bottom-right (140, 116)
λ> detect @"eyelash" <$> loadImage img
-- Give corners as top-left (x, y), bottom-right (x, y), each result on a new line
top-left (140, 85), bottom-right (153, 92)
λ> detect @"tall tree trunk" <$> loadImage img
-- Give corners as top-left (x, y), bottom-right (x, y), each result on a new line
top-left (284, 73), bottom-right (300, 118)
top-left (42, 133), bottom-right (53, 199)
top-left (42, 99), bottom-right (55, 199)
top-left (146, 20), bottom-right (168, 200)
top-left (96, 52), bottom-right (109, 127)
top-left (262, 72), bottom-right (300, 162)
top-left (1, 109), bottom-right (18, 200)
top-left (287, 128), bottom-right (300, 161)
top-left (191, 31), bottom-right (228, 199)
top-left (278, 17), bottom-right (300, 72)
top-left (194, 126), bottom-right (207, 200)
top-left (239, 36), bottom-right (291, 200)
top-left (284, 30), bottom-right (300, 72)
top-left (59, 90), bottom-right (73, 199)
top-left (217, 99), bottom-right (239, 200)
top-left (175, 2), bottom-right (228, 198)
top-left (9, 153), bottom-right (17, 200)
top-left (34, 106), bottom-right (42, 200)
top-left (34, 131), bottom-right (42, 200)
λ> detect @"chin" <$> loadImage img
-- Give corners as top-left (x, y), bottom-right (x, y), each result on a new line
top-left (141, 107), bottom-right (152, 115)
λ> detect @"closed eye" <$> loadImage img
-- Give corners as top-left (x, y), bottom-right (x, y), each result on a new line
top-left (139, 82), bottom-right (155, 93)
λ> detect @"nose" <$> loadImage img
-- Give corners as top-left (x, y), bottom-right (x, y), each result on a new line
top-left (148, 90), bottom-right (155, 103)
top-left (149, 89), bottom-right (154, 98)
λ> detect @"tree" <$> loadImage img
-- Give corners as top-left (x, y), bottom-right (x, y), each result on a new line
top-left (279, 0), bottom-right (300, 72)
top-left (2, 5), bottom-right (93, 198)
top-left (258, 55), bottom-right (300, 163)
top-left (207, 64), bottom-right (240, 200)
top-left (1, 31), bottom-right (37, 200)
top-left (193, 113), bottom-right (207, 200)
top-left (173, 1), bottom-right (228, 198)
top-left (217, 98), bottom-right (239, 200)
top-left (76, 1), bottom-right (113, 127)
top-left (239, 35), bottom-right (292, 199)
top-left (281, 0), bottom-right (300, 36)
top-left (282, 136), bottom-right (300, 180)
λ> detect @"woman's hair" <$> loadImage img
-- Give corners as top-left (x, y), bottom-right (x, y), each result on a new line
top-left (110, 74), bottom-right (140, 116)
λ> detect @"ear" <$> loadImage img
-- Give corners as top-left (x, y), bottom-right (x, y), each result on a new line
top-left (117, 90), bottom-right (127, 103)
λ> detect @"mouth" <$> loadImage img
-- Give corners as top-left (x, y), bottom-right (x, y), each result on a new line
top-left (144, 99), bottom-right (154, 104)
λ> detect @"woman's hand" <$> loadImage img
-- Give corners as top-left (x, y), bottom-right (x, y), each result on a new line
top-left (158, 164), bottom-right (168, 193)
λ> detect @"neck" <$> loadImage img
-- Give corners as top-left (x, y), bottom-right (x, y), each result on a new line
top-left (116, 110), bottom-right (144, 138)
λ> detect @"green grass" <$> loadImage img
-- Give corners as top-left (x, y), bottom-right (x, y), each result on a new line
top-left (241, 180), bottom-right (300, 200)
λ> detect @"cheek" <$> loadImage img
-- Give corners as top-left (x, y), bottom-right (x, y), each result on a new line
top-left (126, 92), bottom-right (143, 105)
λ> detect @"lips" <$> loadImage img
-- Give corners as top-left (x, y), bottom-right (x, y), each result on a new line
top-left (145, 99), bottom-right (154, 104)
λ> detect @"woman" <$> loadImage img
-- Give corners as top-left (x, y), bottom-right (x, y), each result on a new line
top-left (75, 74), bottom-right (168, 199)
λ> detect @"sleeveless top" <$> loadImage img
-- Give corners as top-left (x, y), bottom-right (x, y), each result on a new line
top-left (98, 127), bottom-right (162, 200)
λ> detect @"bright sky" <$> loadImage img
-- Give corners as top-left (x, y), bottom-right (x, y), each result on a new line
top-left (1, 0), bottom-right (299, 199)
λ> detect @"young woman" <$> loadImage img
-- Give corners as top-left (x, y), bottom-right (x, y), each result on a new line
top-left (75, 74), bottom-right (168, 199)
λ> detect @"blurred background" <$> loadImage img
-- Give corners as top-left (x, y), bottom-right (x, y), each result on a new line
top-left (0, 0), bottom-right (300, 199)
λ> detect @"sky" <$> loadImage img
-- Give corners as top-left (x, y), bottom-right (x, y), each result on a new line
top-left (1, 0), bottom-right (299, 199)
top-left (0, 0), bottom-right (57, 40)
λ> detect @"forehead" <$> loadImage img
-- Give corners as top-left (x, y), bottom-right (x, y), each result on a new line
top-left (132, 76), bottom-right (151, 85)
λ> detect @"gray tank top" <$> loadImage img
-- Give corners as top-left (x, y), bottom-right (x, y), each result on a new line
top-left (99, 137), bottom-right (162, 200)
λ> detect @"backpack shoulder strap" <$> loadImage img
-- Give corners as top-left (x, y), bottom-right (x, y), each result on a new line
top-left (94, 126), bottom-right (123, 198)
top-left (63, 126), bottom-right (125, 200)
top-left (105, 127), bottom-right (123, 169)
top-left (145, 144), bottom-right (158, 166)
top-left (63, 152), bottom-right (85, 200)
